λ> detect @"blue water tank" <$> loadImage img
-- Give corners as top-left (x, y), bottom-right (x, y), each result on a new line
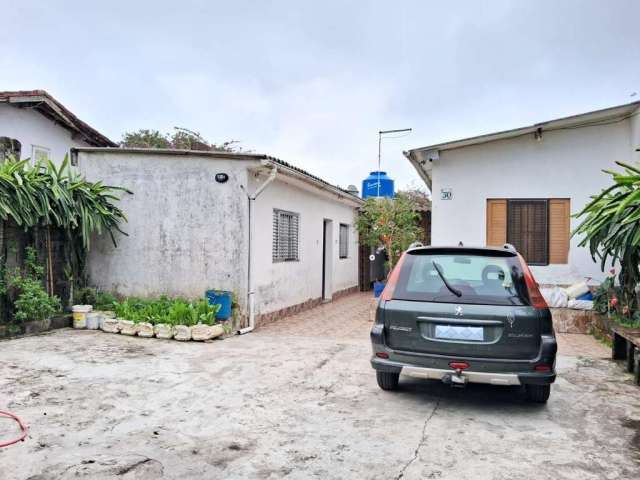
top-left (362, 171), bottom-right (394, 199)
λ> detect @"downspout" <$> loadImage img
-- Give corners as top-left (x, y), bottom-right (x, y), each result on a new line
top-left (239, 163), bottom-right (278, 334)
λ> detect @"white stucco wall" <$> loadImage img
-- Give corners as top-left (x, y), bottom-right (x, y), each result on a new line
top-left (0, 104), bottom-right (88, 163)
top-left (77, 151), bottom-right (252, 304)
top-left (250, 173), bottom-right (360, 315)
top-left (77, 150), bottom-right (360, 317)
top-left (430, 116), bottom-right (637, 285)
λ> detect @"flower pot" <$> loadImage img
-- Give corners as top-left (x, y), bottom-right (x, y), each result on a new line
top-left (86, 312), bottom-right (101, 330)
top-left (72, 305), bottom-right (93, 329)
top-left (101, 317), bottom-right (120, 333)
top-left (119, 319), bottom-right (137, 336)
top-left (191, 323), bottom-right (224, 341)
top-left (154, 324), bottom-right (175, 339)
top-left (174, 325), bottom-right (192, 341)
top-left (137, 322), bottom-right (154, 337)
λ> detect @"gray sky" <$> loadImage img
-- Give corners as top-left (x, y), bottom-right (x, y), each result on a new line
top-left (2, 1), bottom-right (639, 191)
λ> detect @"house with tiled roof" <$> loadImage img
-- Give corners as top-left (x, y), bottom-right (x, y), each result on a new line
top-left (0, 90), bottom-right (115, 163)
top-left (72, 147), bottom-right (363, 331)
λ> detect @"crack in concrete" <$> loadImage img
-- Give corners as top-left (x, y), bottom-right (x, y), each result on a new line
top-left (395, 395), bottom-right (442, 480)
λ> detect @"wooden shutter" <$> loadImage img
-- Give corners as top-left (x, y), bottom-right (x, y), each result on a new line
top-left (486, 199), bottom-right (507, 246)
top-left (548, 199), bottom-right (570, 264)
top-left (507, 200), bottom-right (548, 265)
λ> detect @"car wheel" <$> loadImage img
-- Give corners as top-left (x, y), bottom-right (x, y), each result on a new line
top-left (376, 371), bottom-right (400, 391)
top-left (525, 384), bottom-right (550, 403)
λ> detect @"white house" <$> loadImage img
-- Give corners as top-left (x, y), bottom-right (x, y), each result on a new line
top-left (0, 90), bottom-right (115, 163)
top-left (405, 101), bottom-right (640, 286)
top-left (73, 148), bottom-right (362, 330)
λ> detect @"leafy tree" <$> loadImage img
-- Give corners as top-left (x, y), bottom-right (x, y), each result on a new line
top-left (574, 161), bottom-right (640, 320)
top-left (121, 127), bottom-right (240, 152)
top-left (120, 129), bottom-right (170, 149)
top-left (355, 195), bottom-right (423, 270)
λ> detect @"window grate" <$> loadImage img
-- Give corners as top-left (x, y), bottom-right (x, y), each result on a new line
top-left (273, 209), bottom-right (299, 262)
top-left (339, 223), bottom-right (349, 259)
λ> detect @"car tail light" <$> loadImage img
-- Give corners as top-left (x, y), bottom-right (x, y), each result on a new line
top-left (449, 361), bottom-right (470, 370)
top-left (380, 253), bottom-right (407, 301)
top-left (375, 352), bottom-right (389, 359)
top-left (517, 254), bottom-right (548, 309)
top-left (534, 364), bottom-right (551, 372)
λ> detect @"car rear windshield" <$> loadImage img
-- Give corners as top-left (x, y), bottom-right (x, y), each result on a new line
top-left (393, 251), bottom-right (530, 306)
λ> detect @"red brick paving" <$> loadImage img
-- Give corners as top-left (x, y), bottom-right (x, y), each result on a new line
top-left (259, 292), bottom-right (610, 359)
top-left (257, 291), bottom-right (375, 340)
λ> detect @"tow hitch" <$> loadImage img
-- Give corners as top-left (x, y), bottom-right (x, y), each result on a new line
top-left (442, 369), bottom-right (468, 388)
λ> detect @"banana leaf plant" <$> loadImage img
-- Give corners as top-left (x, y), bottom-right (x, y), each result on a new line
top-left (0, 155), bottom-right (131, 305)
top-left (573, 161), bottom-right (640, 317)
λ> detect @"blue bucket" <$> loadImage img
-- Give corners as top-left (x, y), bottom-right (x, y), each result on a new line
top-left (373, 281), bottom-right (386, 298)
top-left (206, 290), bottom-right (232, 320)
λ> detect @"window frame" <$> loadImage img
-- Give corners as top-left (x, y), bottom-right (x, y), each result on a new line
top-left (339, 223), bottom-right (349, 259)
top-left (31, 145), bottom-right (51, 164)
top-left (272, 208), bottom-right (300, 263)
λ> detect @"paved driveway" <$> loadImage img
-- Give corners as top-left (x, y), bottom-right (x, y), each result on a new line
top-left (1, 293), bottom-right (639, 479)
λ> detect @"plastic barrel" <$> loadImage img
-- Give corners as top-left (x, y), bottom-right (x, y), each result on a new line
top-left (206, 290), bottom-right (232, 320)
top-left (373, 281), bottom-right (386, 298)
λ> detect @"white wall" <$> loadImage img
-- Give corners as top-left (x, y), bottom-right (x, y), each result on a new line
top-left (77, 151), bottom-right (360, 317)
top-left (78, 151), bottom-right (252, 304)
top-left (251, 172), bottom-right (359, 315)
top-left (0, 104), bottom-right (88, 164)
top-left (431, 116), bottom-right (636, 285)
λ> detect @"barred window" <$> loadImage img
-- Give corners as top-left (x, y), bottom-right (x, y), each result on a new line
top-left (273, 209), bottom-right (299, 262)
top-left (339, 223), bottom-right (349, 259)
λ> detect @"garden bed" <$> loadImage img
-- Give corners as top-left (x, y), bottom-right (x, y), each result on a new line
top-left (75, 296), bottom-right (233, 342)
top-left (0, 314), bottom-right (71, 339)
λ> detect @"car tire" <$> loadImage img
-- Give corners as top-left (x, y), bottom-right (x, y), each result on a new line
top-left (376, 371), bottom-right (400, 391)
top-left (525, 384), bottom-right (550, 403)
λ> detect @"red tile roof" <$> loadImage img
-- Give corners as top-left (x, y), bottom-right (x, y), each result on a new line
top-left (0, 90), bottom-right (116, 147)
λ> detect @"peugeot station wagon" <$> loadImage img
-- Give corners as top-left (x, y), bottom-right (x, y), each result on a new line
top-left (370, 244), bottom-right (557, 403)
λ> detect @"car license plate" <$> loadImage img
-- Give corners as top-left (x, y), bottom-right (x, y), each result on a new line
top-left (435, 325), bottom-right (483, 341)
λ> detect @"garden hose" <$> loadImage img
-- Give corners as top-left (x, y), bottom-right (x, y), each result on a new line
top-left (0, 410), bottom-right (28, 448)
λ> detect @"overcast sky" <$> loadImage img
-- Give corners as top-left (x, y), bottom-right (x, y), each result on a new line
top-left (2, 1), bottom-right (639, 191)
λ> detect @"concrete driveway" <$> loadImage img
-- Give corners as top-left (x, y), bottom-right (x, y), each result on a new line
top-left (1, 293), bottom-right (639, 480)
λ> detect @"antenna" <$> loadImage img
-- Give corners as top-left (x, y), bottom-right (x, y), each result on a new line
top-left (378, 128), bottom-right (412, 196)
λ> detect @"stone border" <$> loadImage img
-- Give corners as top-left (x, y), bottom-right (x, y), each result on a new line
top-left (0, 315), bottom-right (72, 339)
top-left (255, 285), bottom-right (359, 328)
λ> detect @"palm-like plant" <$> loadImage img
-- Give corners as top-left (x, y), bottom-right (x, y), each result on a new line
top-left (574, 161), bottom-right (640, 316)
top-left (0, 155), bottom-right (131, 309)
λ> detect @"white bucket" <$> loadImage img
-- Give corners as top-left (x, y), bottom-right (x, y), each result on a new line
top-left (86, 312), bottom-right (101, 330)
top-left (72, 305), bottom-right (93, 329)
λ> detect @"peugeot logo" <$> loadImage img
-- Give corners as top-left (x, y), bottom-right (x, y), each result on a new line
top-left (454, 306), bottom-right (463, 316)
top-left (507, 312), bottom-right (516, 328)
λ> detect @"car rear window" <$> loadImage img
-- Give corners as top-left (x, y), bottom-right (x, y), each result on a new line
top-left (393, 251), bottom-right (530, 306)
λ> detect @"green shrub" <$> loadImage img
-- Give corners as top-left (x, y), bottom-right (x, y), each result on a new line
top-left (111, 296), bottom-right (221, 325)
top-left (7, 247), bottom-right (61, 322)
top-left (74, 287), bottom-right (97, 306)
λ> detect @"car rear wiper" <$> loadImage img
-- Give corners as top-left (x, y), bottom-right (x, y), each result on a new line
top-left (432, 261), bottom-right (462, 297)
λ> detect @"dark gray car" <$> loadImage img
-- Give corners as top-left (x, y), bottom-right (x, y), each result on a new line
top-left (370, 245), bottom-right (556, 403)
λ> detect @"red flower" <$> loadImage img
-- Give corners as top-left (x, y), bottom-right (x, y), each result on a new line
top-left (610, 297), bottom-right (618, 308)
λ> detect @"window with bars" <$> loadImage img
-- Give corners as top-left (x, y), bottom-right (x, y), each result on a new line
top-left (339, 223), bottom-right (349, 259)
top-left (273, 209), bottom-right (299, 262)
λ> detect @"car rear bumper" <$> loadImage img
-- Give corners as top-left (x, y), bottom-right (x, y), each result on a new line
top-left (370, 324), bottom-right (557, 385)
top-left (371, 358), bottom-right (556, 385)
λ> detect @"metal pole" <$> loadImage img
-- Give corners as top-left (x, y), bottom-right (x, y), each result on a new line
top-left (377, 132), bottom-right (382, 196)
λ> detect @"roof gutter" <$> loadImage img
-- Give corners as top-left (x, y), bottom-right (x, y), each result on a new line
top-left (403, 150), bottom-right (433, 191)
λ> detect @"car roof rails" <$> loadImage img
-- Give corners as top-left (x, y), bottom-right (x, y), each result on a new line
top-left (502, 243), bottom-right (517, 252)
